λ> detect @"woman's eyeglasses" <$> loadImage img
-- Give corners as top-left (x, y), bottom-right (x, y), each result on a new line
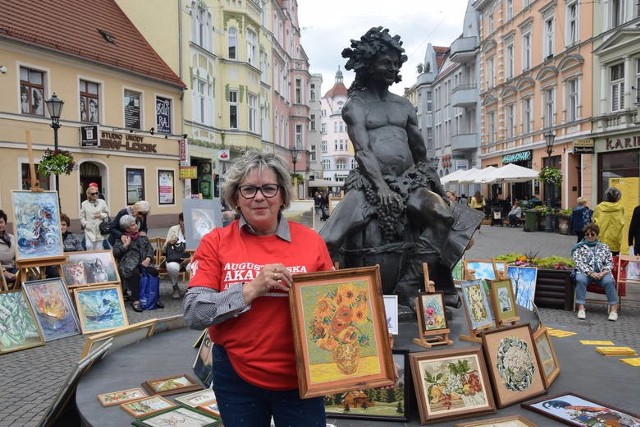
top-left (238, 184), bottom-right (280, 199)
top-left (585, 232), bottom-right (597, 237)
top-left (90, 192), bottom-right (99, 196)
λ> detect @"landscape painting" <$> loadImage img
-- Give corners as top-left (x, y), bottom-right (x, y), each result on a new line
top-left (506, 266), bottom-right (538, 310)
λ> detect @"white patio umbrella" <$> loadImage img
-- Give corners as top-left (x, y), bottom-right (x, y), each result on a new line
top-left (476, 163), bottom-right (540, 203)
top-left (457, 166), bottom-right (497, 184)
top-left (440, 168), bottom-right (474, 185)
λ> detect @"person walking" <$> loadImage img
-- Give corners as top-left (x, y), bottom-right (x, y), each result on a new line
top-left (593, 187), bottom-right (625, 256)
top-left (470, 191), bottom-right (486, 231)
top-left (569, 196), bottom-right (593, 243)
top-left (80, 185), bottom-right (109, 250)
top-left (629, 204), bottom-right (640, 256)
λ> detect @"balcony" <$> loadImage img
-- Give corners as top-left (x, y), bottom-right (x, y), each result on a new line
top-left (451, 133), bottom-right (478, 154)
top-left (451, 84), bottom-right (479, 108)
top-left (450, 36), bottom-right (479, 63)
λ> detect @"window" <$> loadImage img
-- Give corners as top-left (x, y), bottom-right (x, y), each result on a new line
top-left (567, 1), bottom-right (578, 46)
top-left (321, 140), bottom-right (327, 153)
top-left (228, 27), bottom-right (237, 59)
top-left (21, 163), bottom-right (50, 190)
top-left (488, 14), bottom-right (494, 34)
top-left (636, 59), bottom-right (640, 105)
top-left (295, 124), bottom-right (302, 148)
top-left (522, 31), bottom-right (532, 71)
top-left (310, 114), bottom-right (316, 131)
top-left (611, 63), bottom-right (625, 111)
top-left (80, 79), bottom-right (99, 123)
top-left (505, 42), bottom-right (514, 80)
top-left (192, 2), bottom-right (211, 50)
top-left (156, 96), bottom-right (172, 134)
top-left (19, 67), bottom-right (45, 116)
top-left (295, 78), bottom-right (301, 104)
top-left (124, 90), bottom-right (141, 129)
top-left (488, 111), bottom-right (495, 144)
top-left (611, 0), bottom-right (626, 27)
top-left (567, 78), bottom-right (579, 122)
top-left (336, 160), bottom-right (347, 170)
top-left (543, 16), bottom-right (554, 58)
top-left (506, 0), bottom-right (513, 20)
top-left (426, 91), bottom-right (432, 112)
top-left (126, 168), bottom-right (145, 205)
top-left (522, 97), bottom-right (532, 134)
top-left (544, 87), bottom-right (555, 128)
top-left (259, 49), bottom-right (268, 83)
top-left (505, 104), bottom-right (515, 138)
top-left (248, 94), bottom-right (257, 132)
top-left (247, 29), bottom-right (256, 65)
top-left (321, 123), bottom-right (326, 134)
top-left (310, 83), bottom-right (316, 101)
top-left (321, 159), bottom-right (330, 170)
top-left (310, 145), bottom-right (316, 162)
top-left (487, 57), bottom-right (495, 88)
top-left (193, 76), bottom-right (213, 125)
top-left (229, 89), bottom-right (238, 128)
top-left (339, 122), bottom-right (344, 132)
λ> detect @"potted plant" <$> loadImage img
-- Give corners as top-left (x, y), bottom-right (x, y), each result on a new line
top-left (538, 166), bottom-right (562, 185)
top-left (556, 208), bottom-right (572, 235)
top-left (37, 149), bottom-right (76, 177)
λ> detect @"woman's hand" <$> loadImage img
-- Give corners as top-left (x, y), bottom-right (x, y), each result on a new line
top-left (141, 257), bottom-right (151, 267)
top-left (243, 263), bottom-right (292, 304)
top-left (121, 235), bottom-right (131, 248)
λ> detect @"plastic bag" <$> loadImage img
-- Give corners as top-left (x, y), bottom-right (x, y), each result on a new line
top-left (138, 267), bottom-right (160, 310)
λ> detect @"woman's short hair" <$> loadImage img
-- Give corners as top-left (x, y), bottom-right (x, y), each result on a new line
top-left (221, 150), bottom-right (293, 212)
top-left (577, 196), bottom-right (587, 205)
top-left (60, 213), bottom-right (71, 226)
top-left (119, 214), bottom-right (137, 230)
top-left (583, 222), bottom-right (599, 235)
top-left (133, 201), bottom-right (150, 214)
top-left (85, 185), bottom-right (98, 196)
top-left (0, 209), bottom-right (7, 222)
top-left (603, 187), bottom-right (622, 203)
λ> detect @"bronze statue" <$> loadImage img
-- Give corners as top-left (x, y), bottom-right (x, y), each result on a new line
top-left (320, 27), bottom-right (483, 311)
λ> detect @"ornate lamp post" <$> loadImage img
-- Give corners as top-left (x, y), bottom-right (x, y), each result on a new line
top-left (543, 130), bottom-right (556, 232)
top-left (544, 130), bottom-right (555, 159)
top-left (291, 146), bottom-right (299, 199)
top-left (45, 93), bottom-right (64, 205)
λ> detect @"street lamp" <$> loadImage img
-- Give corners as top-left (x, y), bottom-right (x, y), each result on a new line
top-left (45, 93), bottom-right (64, 205)
top-left (544, 129), bottom-right (555, 158)
top-left (291, 146), bottom-right (299, 199)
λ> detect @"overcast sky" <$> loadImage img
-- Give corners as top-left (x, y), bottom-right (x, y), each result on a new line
top-left (298, 0), bottom-right (471, 95)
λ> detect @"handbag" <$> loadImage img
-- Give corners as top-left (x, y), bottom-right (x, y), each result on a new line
top-left (99, 216), bottom-right (114, 235)
top-left (165, 242), bottom-right (187, 264)
top-left (138, 266), bottom-right (160, 310)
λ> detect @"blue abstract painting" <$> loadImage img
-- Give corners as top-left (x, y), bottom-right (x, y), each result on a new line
top-left (506, 266), bottom-right (538, 310)
top-left (11, 191), bottom-right (63, 260)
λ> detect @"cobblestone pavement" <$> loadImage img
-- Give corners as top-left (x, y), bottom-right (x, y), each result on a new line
top-left (1, 223), bottom-right (638, 426)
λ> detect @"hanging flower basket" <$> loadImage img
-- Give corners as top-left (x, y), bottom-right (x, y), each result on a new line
top-left (538, 167), bottom-right (562, 184)
top-left (37, 149), bottom-right (76, 177)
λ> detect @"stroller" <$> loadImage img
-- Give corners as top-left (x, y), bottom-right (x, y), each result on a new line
top-left (490, 206), bottom-right (504, 226)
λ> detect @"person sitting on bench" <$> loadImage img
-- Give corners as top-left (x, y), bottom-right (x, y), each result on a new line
top-left (507, 201), bottom-right (522, 226)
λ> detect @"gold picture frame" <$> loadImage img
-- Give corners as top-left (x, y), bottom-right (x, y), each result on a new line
top-left (487, 279), bottom-right (520, 326)
top-left (532, 326), bottom-right (560, 388)
top-left (97, 387), bottom-right (148, 407)
top-left (141, 374), bottom-right (203, 397)
top-left (73, 284), bottom-right (128, 334)
top-left (120, 395), bottom-right (176, 418)
top-left (289, 265), bottom-right (395, 398)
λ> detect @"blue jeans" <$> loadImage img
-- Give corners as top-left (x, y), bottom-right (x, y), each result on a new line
top-left (212, 345), bottom-right (325, 427)
top-left (574, 271), bottom-right (618, 305)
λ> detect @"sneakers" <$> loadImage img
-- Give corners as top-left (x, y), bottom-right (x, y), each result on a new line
top-left (608, 311), bottom-right (618, 321)
top-left (577, 309), bottom-right (586, 320)
top-left (172, 285), bottom-right (181, 299)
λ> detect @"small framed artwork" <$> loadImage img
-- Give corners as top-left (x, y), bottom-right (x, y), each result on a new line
top-left (197, 401), bottom-right (220, 417)
top-left (22, 278), bottom-right (81, 341)
top-left (452, 258), bottom-right (464, 284)
top-left (506, 266), bottom-right (538, 310)
top-left (410, 347), bottom-right (496, 424)
top-left (463, 259), bottom-right (497, 281)
top-left (62, 250), bottom-right (120, 288)
top-left (532, 327), bottom-right (560, 388)
top-left (175, 389), bottom-right (217, 408)
top-left (11, 190), bottom-right (64, 261)
top-left (120, 395), bottom-right (176, 418)
top-left (289, 266), bottom-right (395, 398)
top-left (183, 198), bottom-right (223, 251)
top-left (481, 324), bottom-right (546, 408)
top-left (416, 291), bottom-right (449, 332)
top-left (383, 295), bottom-right (399, 335)
top-left (460, 280), bottom-right (494, 330)
top-left (325, 349), bottom-right (411, 422)
top-left (522, 392), bottom-right (640, 426)
top-left (97, 387), bottom-right (148, 407)
top-left (454, 414), bottom-right (537, 427)
top-left (141, 374), bottom-right (203, 397)
top-left (132, 405), bottom-right (220, 427)
top-left (0, 290), bottom-right (45, 354)
top-left (80, 318), bottom-right (157, 358)
top-left (487, 279), bottom-right (519, 325)
top-left (73, 284), bottom-right (128, 334)
top-left (492, 260), bottom-right (508, 280)
top-left (193, 333), bottom-right (213, 387)
top-left (283, 199), bottom-right (316, 230)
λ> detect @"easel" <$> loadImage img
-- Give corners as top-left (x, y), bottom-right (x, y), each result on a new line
top-left (413, 263), bottom-right (453, 348)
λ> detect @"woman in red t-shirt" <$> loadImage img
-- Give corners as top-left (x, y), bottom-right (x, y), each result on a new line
top-left (184, 151), bottom-right (333, 427)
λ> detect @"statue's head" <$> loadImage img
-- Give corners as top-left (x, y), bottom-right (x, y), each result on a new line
top-left (342, 27), bottom-right (408, 93)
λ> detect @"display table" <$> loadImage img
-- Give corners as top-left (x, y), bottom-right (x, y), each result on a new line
top-left (76, 305), bottom-right (639, 426)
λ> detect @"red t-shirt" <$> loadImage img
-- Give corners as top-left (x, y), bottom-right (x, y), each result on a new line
top-left (188, 220), bottom-right (334, 390)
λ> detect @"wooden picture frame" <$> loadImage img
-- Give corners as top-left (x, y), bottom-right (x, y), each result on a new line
top-left (193, 332), bottom-right (213, 387)
top-left (492, 260), bottom-right (508, 280)
top-left (505, 266), bottom-right (538, 310)
top-left (410, 347), bottom-right (496, 424)
top-left (120, 395), bottom-right (176, 418)
top-left (522, 392), bottom-right (640, 426)
top-left (283, 199), bottom-right (315, 230)
top-left (131, 405), bottom-right (220, 427)
top-left (417, 291), bottom-right (449, 332)
top-left (183, 198), bottom-right (223, 251)
top-left (454, 414), bottom-right (537, 427)
top-left (11, 190), bottom-right (64, 261)
top-left (174, 389), bottom-right (217, 408)
top-left (481, 324), bottom-right (546, 408)
top-left (141, 374), bottom-right (203, 397)
top-left (383, 294), bottom-right (399, 335)
top-left (289, 265), bottom-right (395, 398)
top-left (325, 349), bottom-right (411, 422)
top-left (532, 326), bottom-right (560, 388)
top-left (80, 318), bottom-right (157, 358)
top-left (487, 279), bottom-right (519, 325)
top-left (197, 401), bottom-right (221, 417)
top-left (0, 290), bottom-right (45, 354)
top-left (460, 280), bottom-right (494, 341)
top-left (452, 258), bottom-right (464, 284)
top-left (97, 387), bottom-right (148, 407)
top-left (73, 284), bottom-right (128, 334)
top-left (463, 259), bottom-right (497, 281)
top-left (22, 278), bottom-right (81, 341)
top-left (61, 250), bottom-right (120, 288)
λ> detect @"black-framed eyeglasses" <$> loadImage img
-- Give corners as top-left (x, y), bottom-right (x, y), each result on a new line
top-left (238, 184), bottom-right (280, 199)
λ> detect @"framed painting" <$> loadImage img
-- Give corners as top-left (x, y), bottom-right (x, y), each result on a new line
top-left (97, 387), bottom-right (148, 407)
top-left (80, 318), bottom-right (157, 358)
top-left (463, 259), bottom-right (497, 281)
top-left (416, 292), bottom-right (448, 332)
top-left (383, 295), bottom-right (399, 335)
top-left (454, 415), bottom-right (537, 427)
top-left (193, 332), bottom-right (213, 387)
top-left (506, 266), bottom-right (538, 310)
top-left (120, 395), bottom-right (176, 418)
top-left (175, 389), bottom-right (217, 408)
top-left (283, 199), bottom-right (315, 230)
top-left (61, 250), bottom-right (120, 288)
top-left (289, 265), bottom-right (395, 398)
top-left (410, 347), bottom-right (496, 424)
top-left (132, 405), bottom-right (220, 427)
top-left (197, 401), bottom-right (221, 417)
top-left (73, 284), bottom-right (128, 334)
top-left (460, 280), bottom-right (494, 330)
top-left (522, 392), bottom-right (640, 427)
top-left (22, 278), bottom-right (81, 341)
top-left (481, 324), bottom-right (546, 408)
top-left (11, 190), bottom-right (64, 261)
top-left (532, 327), bottom-right (560, 388)
top-left (452, 258), bottom-right (464, 283)
top-left (487, 279), bottom-right (519, 325)
top-left (183, 198), bottom-right (223, 251)
top-left (492, 260), bottom-right (508, 280)
top-left (0, 290), bottom-right (45, 354)
top-left (325, 349), bottom-right (411, 422)
top-left (141, 374), bottom-right (203, 397)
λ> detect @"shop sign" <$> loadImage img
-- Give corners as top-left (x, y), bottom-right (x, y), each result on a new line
top-left (502, 150), bottom-right (531, 164)
top-left (179, 166), bottom-right (198, 179)
top-left (574, 138), bottom-right (594, 154)
top-left (605, 135), bottom-right (640, 151)
top-left (80, 126), bottom-right (99, 147)
top-left (218, 149), bottom-right (230, 162)
top-left (179, 139), bottom-right (188, 163)
top-left (99, 131), bottom-right (157, 153)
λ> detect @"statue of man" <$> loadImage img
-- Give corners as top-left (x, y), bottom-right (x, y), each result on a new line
top-left (320, 27), bottom-right (482, 310)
